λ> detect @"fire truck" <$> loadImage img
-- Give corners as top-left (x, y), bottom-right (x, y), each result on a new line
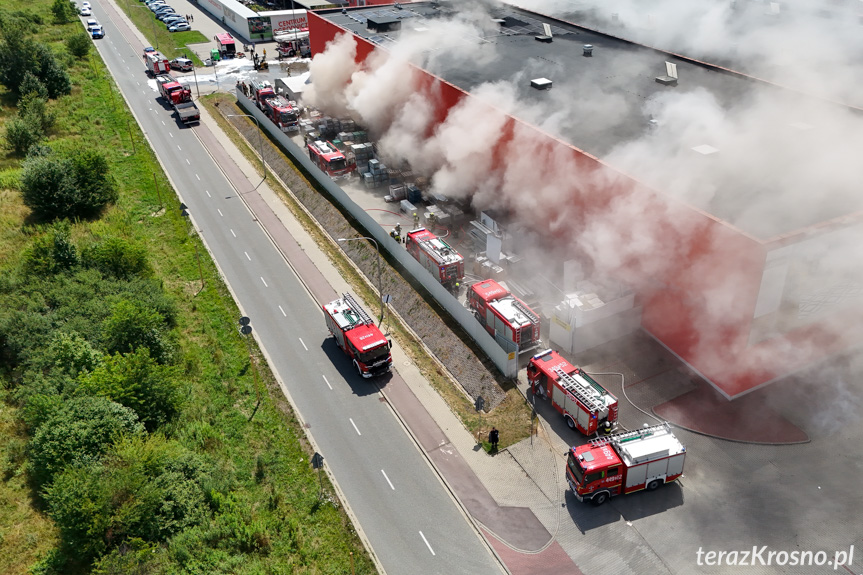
top-left (214, 32), bottom-right (236, 58)
top-left (405, 228), bottom-right (464, 289)
top-left (469, 279), bottom-right (541, 351)
top-left (144, 52), bottom-right (170, 77)
top-left (566, 423), bottom-right (686, 506)
top-left (527, 349), bottom-right (618, 435)
top-left (323, 293), bottom-right (393, 378)
top-left (154, 74), bottom-right (191, 105)
top-left (249, 79), bottom-right (276, 110)
top-left (263, 95), bottom-right (299, 132)
top-left (308, 140), bottom-right (352, 179)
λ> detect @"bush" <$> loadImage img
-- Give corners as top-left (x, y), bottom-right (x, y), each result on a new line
top-left (19, 71), bottom-right (48, 100)
top-left (19, 92), bottom-right (56, 133)
top-left (22, 225), bottom-right (79, 276)
top-left (0, 35), bottom-right (71, 97)
top-left (3, 115), bottom-right (42, 155)
top-left (82, 237), bottom-right (152, 280)
top-left (79, 348), bottom-right (182, 431)
top-left (20, 149), bottom-right (117, 220)
top-left (51, 0), bottom-right (77, 24)
top-left (102, 300), bottom-right (173, 364)
top-left (65, 31), bottom-right (90, 58)
top-left (28, 395), bottom-right (143, 487)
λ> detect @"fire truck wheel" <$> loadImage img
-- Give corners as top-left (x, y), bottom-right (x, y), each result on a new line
top-left (565, 415), bottom-right (576, 430)
top-left (353, 359), bottom-right (363, 377)
top-left (591, 492), bottom-right (609, 506)
top-left (647, 479), bottom-right (662, 491)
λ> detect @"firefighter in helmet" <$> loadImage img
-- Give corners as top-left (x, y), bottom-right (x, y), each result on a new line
top-left (601, 420), bottom-right (613, 436)
top-left (390, 223), bottom-right (402, 243)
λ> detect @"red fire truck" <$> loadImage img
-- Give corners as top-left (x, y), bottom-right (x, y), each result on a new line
top-left (154, 74), bottom-right (191, 105)
top-left (308, 140), bottom-right (352, 179)
top-left (567, 423), bottom-right (686, 506)
top-left (144, 52), bottom-right (170, 77)
top-left (405, 228), bottom-right (464, 289)
top-left (249, 79), bottom-right (276, 110)
top-left (469, 279), bottom-right (541, 351)
top-left (323, 293), bottom-right (392, 378)
top-left (263, 95), bottom-right (299, 132)
top-left (528, 349), bottom-right (617, 435)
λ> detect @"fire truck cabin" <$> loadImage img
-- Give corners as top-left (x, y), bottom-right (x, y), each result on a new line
top-left (323, 294), bottom-right (392, 378)
top-left (527, 349), bottom-right (618, 434)
top-left (469, 279), bottom-right (541, 349)
top-left (309, 140), bottom-right (351, 179)
top-left (567, 423), bottom-right (686, 505)
top-left (264, 96), bottom-right (299, 132)
top-left (405, 228), bottom-right (464, 288)
top-left (214, 33), bottom-right (236, 58)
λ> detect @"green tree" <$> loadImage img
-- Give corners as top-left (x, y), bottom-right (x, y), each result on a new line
top-left (82, 237), bottom-right (151, 280)
top-left (20, 149), bottom-right (117, 220)
top-left (79, 348), bottom-right (181, 431)
top-left (65, 31), bottom-right (91, 58)
top-left (48, 330), bottom-right (103, 376)
top-left (102, 300), bottom-right (173, 364)
top-left (28, 395), bottom-right (143, 487)
top-left (3, 114), bottom-right (42, 155)
top-left (19, 92), bottom-right (56, 133)
top-left (19, 71), bottom-right (48, 100)
top-left (51, 0), bottom-right (77, 24)
top-left (0, 33), bottom-right (71, 97)
top-left (22, 225), bottom-right (78, 276)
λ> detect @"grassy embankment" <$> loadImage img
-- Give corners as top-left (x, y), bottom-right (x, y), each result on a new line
top-left (113, 0), bottom-right (209, 65)
top-left (204, 94), bottom-right (536, 452)
top-left (0, 3), bottom-right (374, 574)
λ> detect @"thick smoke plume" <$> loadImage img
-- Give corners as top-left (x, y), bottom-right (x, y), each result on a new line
top-left (304, 0), bottom-right (863, 385)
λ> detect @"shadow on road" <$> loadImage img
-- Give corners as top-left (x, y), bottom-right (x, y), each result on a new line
top-left (319, 338), bottom-right (392, 397)
top-left (565, 480), bottom-right (685, 532)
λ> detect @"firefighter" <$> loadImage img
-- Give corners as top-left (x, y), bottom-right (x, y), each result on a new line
top-left (488, 427), bottom-right (499, 451)
top-left (601, 420), bottom-right (613, 436)
top-left (390, 223), bottom-right (402, 243)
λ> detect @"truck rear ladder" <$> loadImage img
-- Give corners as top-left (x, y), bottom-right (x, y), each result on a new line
top-left (588, 422), bottom-right (671, 448)
top-left (512, 298), bottom-right (540, 326)
top-left (342, 293), bottom-right (374, 326)
top-left (554, 366), bottom-right (607, 414)
top-left (418, 238), bottom-right (458, 264)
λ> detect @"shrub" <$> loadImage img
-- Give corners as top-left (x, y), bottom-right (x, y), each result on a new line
top-left (51, 0), bottom-right (77, 24)
top-left (102, 299), bottom-right (173, 364)
top-left (22, 225), bottom-right (79, 276)
top-left (3, 115), bottom-right (42, 155)
top-left (19, 92), bottom-right (56, 133)
top-left (18, 71), bottom-right (48, 100)
top-left (82, 237), bottom-right (152, 280)
top-left (28, 395), bottom-right (143, 487)
top-left (65, 31), bottom-right (90, 58)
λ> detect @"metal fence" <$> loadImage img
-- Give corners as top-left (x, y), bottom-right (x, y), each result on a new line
top-left (235, 90), bottom-right (516, 405)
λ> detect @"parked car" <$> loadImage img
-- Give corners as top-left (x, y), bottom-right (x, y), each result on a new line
top-left (91, 26), bottom-right (104, 38)
top-left (143, 45), bottom-right (156, 53)
top-left (79, 6), bottom-right (91, 15)
top-left (168, 22), bottom-right (191, 32)
top-left (163, 17), bottom-right (187, 27)
top-left (148, 3), bottom-right (167, 11)
top-left (170, 57), bottom-right (193, 72)
top-left (154, 7), bottom-right (175, 16)
top-left (157, 11), bottom-right (179, 21)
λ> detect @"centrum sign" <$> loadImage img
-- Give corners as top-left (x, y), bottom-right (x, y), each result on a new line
top-left (696, 545), bottom-right (854, 569)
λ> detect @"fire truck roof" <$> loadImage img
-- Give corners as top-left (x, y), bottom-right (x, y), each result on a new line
top-left (573, 442), bottom-right (621, 472)
top-left (470, 279), bottom-right (509, 303)
top-left (616, 429), bottom-right (685, 466)
top-left (407, 228), bottom-right (463, 266)
top-left (344, 323), bottom-right (388, 352)
top-left (530, 349), bottom-right (577, 377)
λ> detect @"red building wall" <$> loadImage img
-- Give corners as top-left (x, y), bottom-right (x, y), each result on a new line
top-left (308, 11), bottom-right (854, 398)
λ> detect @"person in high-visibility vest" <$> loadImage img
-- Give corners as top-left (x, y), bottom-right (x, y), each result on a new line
top-left (601, 420), bottom-right (613, 435)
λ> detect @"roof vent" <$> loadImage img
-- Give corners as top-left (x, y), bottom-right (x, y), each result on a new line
top-left (656, 61), bottom-right (678, 86)
top-left (530, 77), bottom-right (553, 90)
top-left (611, 12), bottom-right (619, 22)
top-left (536, 23), bottom-right (553, 42)
top-left (583, 44), bottom-right (593, 56)
top-left (692, 144), bottom-right (719, 155)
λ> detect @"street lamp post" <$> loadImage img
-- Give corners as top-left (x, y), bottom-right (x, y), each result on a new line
top-left (337, 236), bottom-right (384, 326)
top-left (226, 113), bottom-right (266, 189)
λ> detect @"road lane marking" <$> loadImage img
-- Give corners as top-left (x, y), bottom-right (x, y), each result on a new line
top-left (136, 81), bottom-right (140, 86)
top-left (161, 120), bottom-right (165, 126)
top-left (419, 532), bottom-right (435, 556)
top-left (299, 338), bottom-right (308, 351)
top-left (244, 251), bottom-right (251, 261)
top-left (260, 276), bottom-right (268, 287)
top-left (322, 375), bottom-right (332, 389)
top-left (186, 158), bottom-right (190, 165)
top-left (195, 173), bottom-right (200, 180)
top-left (177, 145), bottom-right (181, 150)
top-left (169, 133), bottom-right (173, 138)
top-left (230, 229), bottom-right (236, 237)
top-left (278, 305), bottom-right (286, 317)
top-left (205, 190), bottom-right (211, 197)
top-left (217, 209), bottom-right (223, 216)
top-left (381, 469), bottom-right (395, 490)
top-left (350, 418), bottom-right (361, 436)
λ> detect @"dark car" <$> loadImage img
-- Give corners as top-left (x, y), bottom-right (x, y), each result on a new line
top-left (170, 57), bottom-right (193, 72)
top-left (163, 15), bottom-right (186, 25)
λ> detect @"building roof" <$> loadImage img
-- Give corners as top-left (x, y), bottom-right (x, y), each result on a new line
top-left (317, 3), bottom-right (863, 241)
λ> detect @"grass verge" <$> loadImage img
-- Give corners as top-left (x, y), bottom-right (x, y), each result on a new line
top-left (202, 94), bottom-right (535, 450)
top-left (113, 0), bottom-right (208, 65)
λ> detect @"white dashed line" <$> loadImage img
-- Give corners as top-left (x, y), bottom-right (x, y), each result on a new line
top-left (299, 338), bottom-right (308, 351)
top-left (177, 145), bottom-right (181, 151)
top-left (260, 276), bottom-right (268, 287)
top-left (161, 120), bottom-right (165, 125)
top-left (169, 132), bottom-right (173, 138)
top-left (322, 375), bottom-right (332, 390)
top-left (244, 251), bottom-right (251, 261)
top-left (381, 469), bottom-right (395, 490)
top-left (185, 158), bottom-right (190, 165)
top-left (278, 305), bottom-right (286, 317)
top-left (205, 190), bottom-right (211, 197)
top-left (230, 229), bottom-right (236, 237)
top-left (419, 532), bottom-right (435, 556)
top-left (349, 418), bottom-right (361, 436)
top-left (195, 174), bottom-right (200, 180)
top-left (217, 209), bottom-right (223, 216)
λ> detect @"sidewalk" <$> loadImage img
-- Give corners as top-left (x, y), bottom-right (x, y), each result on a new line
top-left (193, 100), bottom-right (579, 573)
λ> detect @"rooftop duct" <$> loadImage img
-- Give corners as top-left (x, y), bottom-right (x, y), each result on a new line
top-left (535, 23), bottom-right (553, 43)
top-left (656, 61), bottom-right (678, 86)
top-left (530, 77), bottom-right (552, 90)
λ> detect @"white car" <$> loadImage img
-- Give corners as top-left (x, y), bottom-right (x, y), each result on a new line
top-left (168, 22), bottom-right (190, 32)
top-left (81, 1), bottom-right (91, 8)
top-left (79, 6), bottom-right (91, 15)
top-left (86, 18), bottom-right (99, 30)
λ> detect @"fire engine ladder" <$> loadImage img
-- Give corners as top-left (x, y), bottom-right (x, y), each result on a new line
top-left (418, 239), bottom-right (453, 262)
top-left (342, 293), bottom-right (373, 326)
top-left (512, 298), bottom-right (540, 326)
top-left (553, 366), bottom-right (607, 414)
top-left (588, 422), bottom-right (671, 448)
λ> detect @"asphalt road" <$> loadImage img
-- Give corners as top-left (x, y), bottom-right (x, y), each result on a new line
top-left (84, 4), bottom-right (503, 574)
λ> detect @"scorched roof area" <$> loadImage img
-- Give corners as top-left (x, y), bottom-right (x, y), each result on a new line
top-left (319, 1), bottom-right (863, 241)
